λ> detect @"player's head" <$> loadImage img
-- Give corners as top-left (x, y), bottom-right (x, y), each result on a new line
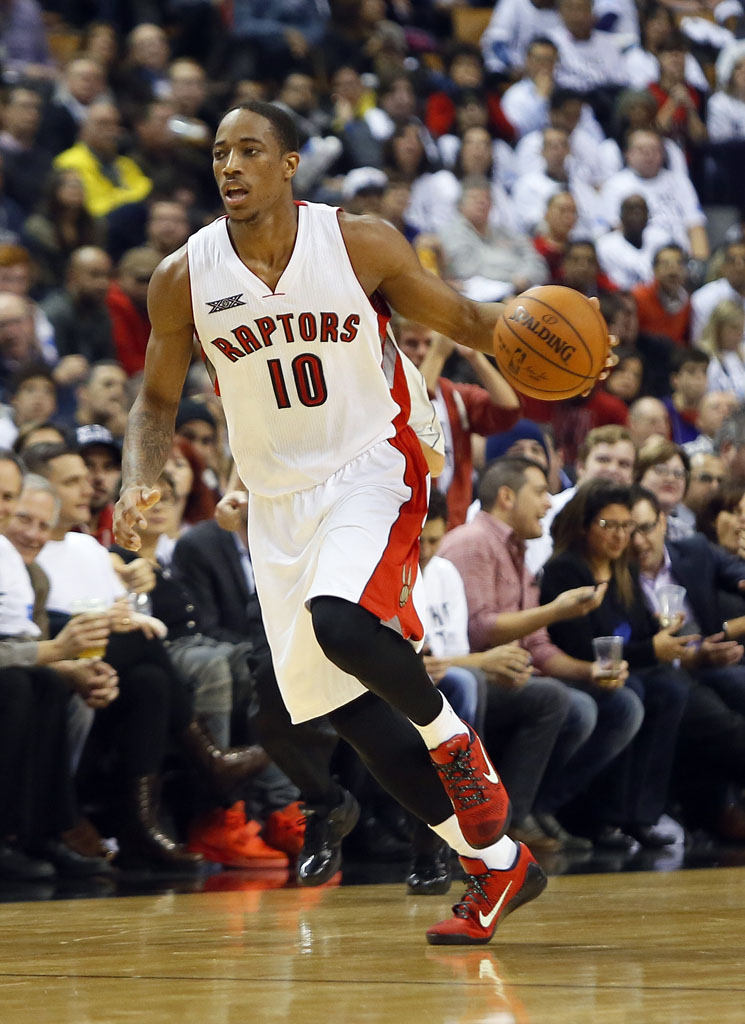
top-left (213, 103), bottom-right (300, 221)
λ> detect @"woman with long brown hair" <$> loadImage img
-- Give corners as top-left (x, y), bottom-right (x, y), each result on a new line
top-left (541, 478), bottom-right (692, 848)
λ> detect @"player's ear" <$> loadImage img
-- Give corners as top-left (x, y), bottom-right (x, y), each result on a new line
top-left (283, 151), bottom-right (300, 181)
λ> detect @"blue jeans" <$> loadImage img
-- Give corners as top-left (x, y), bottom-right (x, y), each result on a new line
top-left (535, 684), bottom-right (644, 816)
top-left (439, 667), bottom-right (481, 726)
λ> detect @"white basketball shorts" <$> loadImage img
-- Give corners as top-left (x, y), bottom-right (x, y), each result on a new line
top-left (247, 427), bottom-right (429, 723)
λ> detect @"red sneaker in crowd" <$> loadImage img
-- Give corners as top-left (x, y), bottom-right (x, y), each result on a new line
top-left (188, 801), bottom-right (289, 868)
top-left (426, 844), bottom-right (547, 946)
top-left (429, 726), bottom-right (511, 849)
top-left (262, 801), bottom-right (306, 858)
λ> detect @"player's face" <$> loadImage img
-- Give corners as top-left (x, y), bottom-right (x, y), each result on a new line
top-left (212, 109), bottom-right (299, 221)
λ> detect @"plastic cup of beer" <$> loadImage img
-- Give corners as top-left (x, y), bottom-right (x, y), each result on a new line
top-left (592, 635), bottom-right (623, 685)
top-left (656, 584), bottom-right (687, 629)
top-left (70, 597), bottom-right (109, 659)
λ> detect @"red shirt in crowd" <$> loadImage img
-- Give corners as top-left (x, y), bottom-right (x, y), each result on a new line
top-left (106, 282), bottom-right (151, 376)
top-left (632, 281), bottom-right (691, 346)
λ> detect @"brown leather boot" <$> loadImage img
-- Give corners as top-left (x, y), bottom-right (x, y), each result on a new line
top-left (180, 721), bottom-right (270, 796)
top-left (120, 775), bottom-right (204, 870)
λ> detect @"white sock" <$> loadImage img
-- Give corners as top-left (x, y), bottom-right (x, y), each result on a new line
top-left (411, 693), bottom-right (465, 750)
top-left (431, 814), bottom-right (517, 870)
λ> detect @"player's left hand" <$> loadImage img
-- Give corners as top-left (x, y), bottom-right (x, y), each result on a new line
top-left (113, 485), bottom-right (161, 551)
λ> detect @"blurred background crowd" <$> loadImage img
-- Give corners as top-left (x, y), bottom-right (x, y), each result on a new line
top-left (4, 0), bottom-right (745, 893)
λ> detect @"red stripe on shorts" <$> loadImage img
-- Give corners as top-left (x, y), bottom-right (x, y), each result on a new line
top-left (359, 340), bottom-right (428, 640)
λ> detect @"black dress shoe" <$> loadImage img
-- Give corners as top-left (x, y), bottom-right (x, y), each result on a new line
top-left (406, 839), bottom-right (452, 896)
top-left (0, 843), bottom-right (55, 881)
top-left (29, 839), bottom-right (115, 878)
top-left (626, 824), bottom-right (677, 848)
top-left (534, 813), bottom-right (594, 852)
top-left (593, 825), bottom-right (636, 851)
top-left (297, 790), bottom-right (360, 886)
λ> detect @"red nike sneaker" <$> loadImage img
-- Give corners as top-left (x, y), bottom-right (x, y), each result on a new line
top-left (426, 844), bottom-right (547, 946)
top-left (429, 726), bottom-right (511, 848)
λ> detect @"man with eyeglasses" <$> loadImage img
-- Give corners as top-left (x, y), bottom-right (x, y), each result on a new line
top-left (683, 452), bottom-right (726, 523)
top-left (630, 484), bottom-right (745, 840)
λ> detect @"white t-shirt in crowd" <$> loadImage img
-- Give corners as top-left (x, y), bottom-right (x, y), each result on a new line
top-left (596, 226), bottom-right (668, 289)
top-left (481, 0), bottom-right (562, 74)
top-left (707, 350), bottom-right (745, 400)
top-left (513, 122), bottom-right (609, 187)
top-left (599, 167), bottom-right (706, 251)
top-left (691, 277), bottom-right (745, 344)
top-left (511, 170), bottom-right (601, 236)
top-left (550, 25), bottom-right (629, 92)
top-left (624, 46), bottom-right (709, 92)
top-left (406, 169), bottom-right (521, 237)
top-left (37, 533), bottom-right (125, 614)
top-left (0, 535), bottom-right (39, 637)
top-left (421, 555), bottom-right (470, 658)
top-left (707, 91), bottom-right (745, 142)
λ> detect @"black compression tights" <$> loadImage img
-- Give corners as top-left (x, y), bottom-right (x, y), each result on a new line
top-left (310, 596), bottom-right (443, 726)
top-left (328, 691), bottom-right (453, 826)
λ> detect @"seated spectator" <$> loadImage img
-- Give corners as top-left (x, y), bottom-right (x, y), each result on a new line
top-left (436, 91), bottom-right (517, 190)
top-left (541, 479), bottom-right (694, 847)
top-left (716, 406), bottom-right (745, 485)
top-left (684, 451), bottom-right (726, 526)
top-left (525, 423), bottom-right (637, 573)
top-left (635, 436), bottom-right (692, 538)
top-left (0, 0), bottom-right (55, 84)
top-left (549, 0), bottom-right (629, 131)
top-left (327, 64), bottom-right (381, 173)
top-left (395, 315), bottom-right (520, 528)
top-left (0, 363), bottom-right (56, 449)
top-left (662, 348), bottom-right (709, 446)
top-left (596, 194), bottom-right (668, 291)
top-left (648, 32), bottom-right (707, 159)
top-left (0, 292), bottom-right (55, 399)
top-left (145, 199), bottom-right (191, 259)
top-left (604, 88), bottom-right (689, 179)
top-left (106, 246), bottom-right (159, 377)
top-left (155, 436), bottom-right (218, 565)
top-left (604, 348), bottom-right (644, 406)
top-left (684, 390), bottom-right (738, 456)
top-left (500, 37), bottom-right (559, 139)
top-left (116, 23), bottom-right (171, 111)
top-left (628, 397), bottom-right (670, 450)
top-left (697, 299), bottom-right (745, 399)
top-left (481, 0), bottom-right (562, 78)
top-left (407, 125), bottom-right (520, 237)
top-left (0, 244), bottom-right (55, 355)
top-left (40, 57), bottom-right (108, 157)
top-left (533, 191), bottom-right (578, 281)
top-left (511, 127), bottom-right (599, 237)
top-left (623, 3), bottom-right (709, 93)
top-left (13, 419), bottom-right (68, 455)
top-left (73, 361), bottom-right (129, 439)
top-left (218, 0), bottom-right (328, 84)
top-left (697, 482), bottom-right (745, 558)
top-left (439, 457), bottom-right (642, 850)
top-left (600, 130), bottom-right (708, 260)
top-left (166, 57), bottom-right (216, 141)
top-left (54, 101), bottom-right (153, 220)
top-left (438, 177), bottom-right (548, 299)
top-left (76, 424), bottom-right (121, 548)
top-left (24, 441), bottom-right (269, 870)
top-left (556, 239), bottom-right (617, 298)
top-left (41, 247), bottom-right (115, 366)
top-left (630, 485), bottom-right (745, 840)
top-left (0, 84), bottom-right (53, 217)
top-left (632, 244), bottom-right (692, 346)
top-left (513, 88), bottom-right (607, 187)
top-left (175, 398), bottom-right (225, 495)
top-left (691, 240), bottom-right (745, 345)
top-left (23, 170), bottom-right (107, 296)
top-left (601, 289), bottom-right (675, 398)
top-left (707, 41), bottom-right (745, 143)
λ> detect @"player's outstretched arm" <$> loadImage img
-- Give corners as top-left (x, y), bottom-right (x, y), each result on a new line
top-left (114, 247), bottom-right (195, 550)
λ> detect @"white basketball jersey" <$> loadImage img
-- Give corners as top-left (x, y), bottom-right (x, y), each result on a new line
top-left (187, 202), bottom-right (418, 497)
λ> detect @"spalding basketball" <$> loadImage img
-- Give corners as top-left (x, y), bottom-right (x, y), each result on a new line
top-left (493, 285), bottom-right (609, 401)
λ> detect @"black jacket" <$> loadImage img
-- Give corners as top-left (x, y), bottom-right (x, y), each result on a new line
top-left (666, 534), bottom-right (745, 637)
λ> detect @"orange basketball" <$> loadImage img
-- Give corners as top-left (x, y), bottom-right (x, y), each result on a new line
top-left (493, 285), bottom-right (609, 401)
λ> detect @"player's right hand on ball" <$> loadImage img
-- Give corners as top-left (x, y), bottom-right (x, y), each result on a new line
top-left (113, 485), bottom-right (161, 551)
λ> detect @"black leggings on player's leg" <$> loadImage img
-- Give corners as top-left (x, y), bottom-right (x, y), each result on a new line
top-left (310, 595), bottom-right (444, 725)
top-left (328, 692), bottom-right (453, 826)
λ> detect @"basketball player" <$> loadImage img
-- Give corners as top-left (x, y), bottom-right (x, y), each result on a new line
top-left (114, 102), bottom-right (609, 944)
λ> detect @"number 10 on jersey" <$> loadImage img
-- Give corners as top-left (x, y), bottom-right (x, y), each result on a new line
top-left (267, 354), bottom-right (328, 409)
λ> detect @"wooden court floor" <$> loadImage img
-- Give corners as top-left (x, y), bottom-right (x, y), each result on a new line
top-left (0, 866), bottom-right (744, 1024)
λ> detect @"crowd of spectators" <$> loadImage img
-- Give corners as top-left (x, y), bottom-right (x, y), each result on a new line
top-left (4, 0), bottom-right (745, 891)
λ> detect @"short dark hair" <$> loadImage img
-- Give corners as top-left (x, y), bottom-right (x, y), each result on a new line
top-left (653, 243), bottom-right (685, 267)
top-left (22, 441), bottom-right (76, 477)
top-left (671, 347), bottom-right (709, 374)
top-left (478, 456), bottom-right (546, 510)
top-left (221, 101), bottom-right (299, 154)
top-left (550, 87), bottom-right (584, 111)
top-left (527, 35), bottom-right (557, 53)
top-left (629, 484), bottom-right (662, 516)
top-left (0, 447), bottom-right (24, 475)
top-left (426, 489), bottom-right (449, 524)
top-left (8, 362), bottom-right (57, 396)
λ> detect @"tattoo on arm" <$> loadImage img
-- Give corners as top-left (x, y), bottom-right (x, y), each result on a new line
top-left (121, 397), bottom-right (175, 489)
